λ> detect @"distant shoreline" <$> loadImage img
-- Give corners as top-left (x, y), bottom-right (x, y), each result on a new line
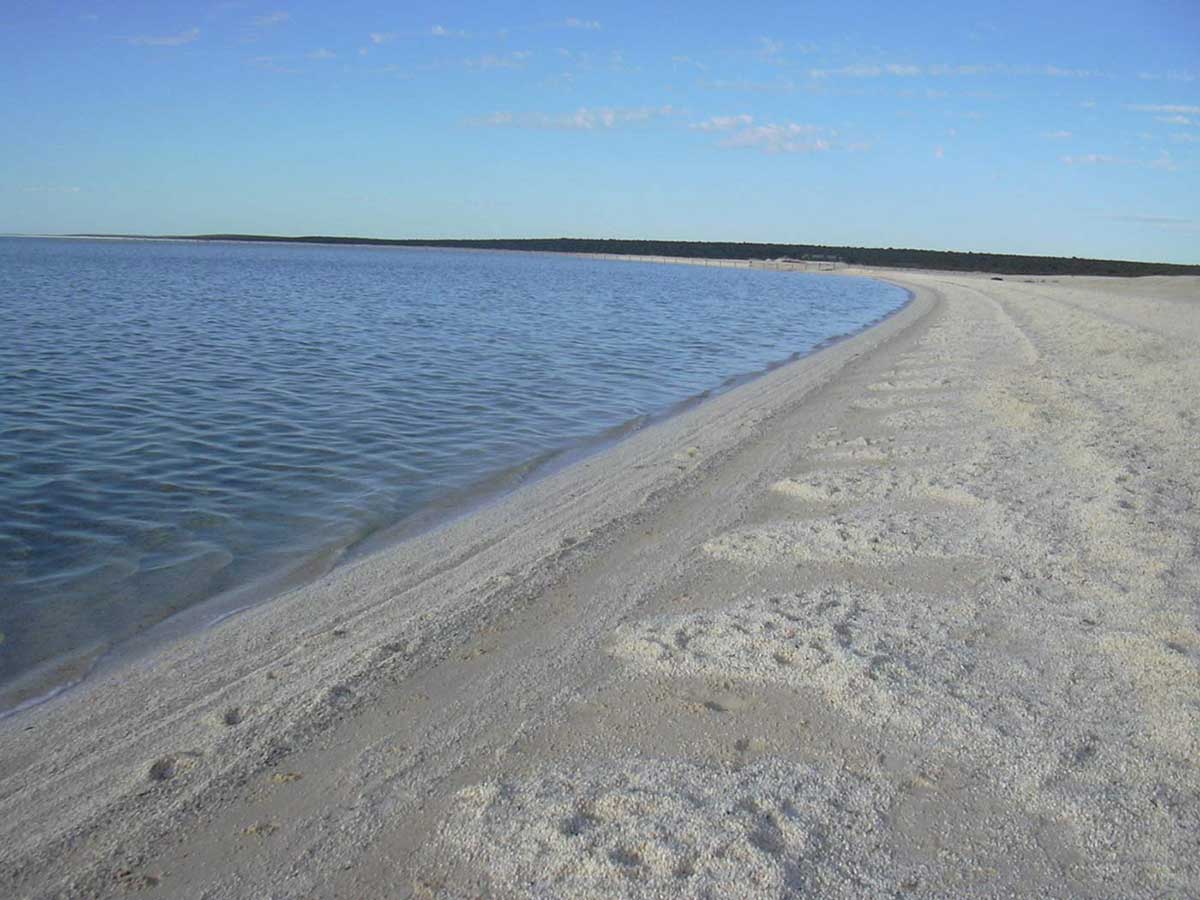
top-left (42, 232), bottom-right (1200, 277)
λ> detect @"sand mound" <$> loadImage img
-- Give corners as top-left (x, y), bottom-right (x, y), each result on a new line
top-left (609, 588), bottom-right (982, 735)
top-left (423, 757), bottom-right (893, 899)
top-left (867, 377), bottom-right (952, 392)
top-left (702, 505), bottom-right (1010, 567)
top-left (771, 468), bottom-right (981, 507)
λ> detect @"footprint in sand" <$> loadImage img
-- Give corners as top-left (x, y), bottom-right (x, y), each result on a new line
top-left (147, 750), bottom-right (203, 782)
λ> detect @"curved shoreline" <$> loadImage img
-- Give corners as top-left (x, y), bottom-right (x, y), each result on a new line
top-left (0, 270), bottom-right (910, 718)
top-left (0, 272), bottom-right (934, 889)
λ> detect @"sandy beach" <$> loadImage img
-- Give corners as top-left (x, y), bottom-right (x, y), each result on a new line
top-left (2, 269), bottom-right (1198, 898)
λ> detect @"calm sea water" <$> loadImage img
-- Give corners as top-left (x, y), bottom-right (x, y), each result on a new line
top-left (0, 237), bottom-right (907, 701)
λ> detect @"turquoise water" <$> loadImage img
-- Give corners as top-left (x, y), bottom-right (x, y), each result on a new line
top-left (0, 237), bottom-right (907, 700)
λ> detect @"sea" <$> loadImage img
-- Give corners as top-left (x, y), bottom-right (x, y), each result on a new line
top-left (0, 236), bottom-right (909, 709)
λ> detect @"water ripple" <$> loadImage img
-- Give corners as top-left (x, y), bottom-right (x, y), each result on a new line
top-left (0, 238), bottom-right (907, 695)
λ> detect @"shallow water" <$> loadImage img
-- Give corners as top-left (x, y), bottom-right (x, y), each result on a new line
top-left (0, 238), bottom-right (907, 698)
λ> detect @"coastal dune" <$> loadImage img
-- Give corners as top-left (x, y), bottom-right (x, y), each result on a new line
top-left (2, 270), bottom-right (1198, 898)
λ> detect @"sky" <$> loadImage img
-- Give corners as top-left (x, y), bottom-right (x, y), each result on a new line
top-left (2, 1), bottom-right (1198, 263)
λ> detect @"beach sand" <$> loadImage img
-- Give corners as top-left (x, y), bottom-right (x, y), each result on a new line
top-left (1, 270), bottom-right (1198, 898)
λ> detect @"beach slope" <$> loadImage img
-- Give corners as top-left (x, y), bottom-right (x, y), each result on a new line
top-left (2, 271), bottom-right (1198, 898)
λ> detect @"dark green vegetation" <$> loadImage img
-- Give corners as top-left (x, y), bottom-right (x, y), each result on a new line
top-left (81, 234), bottom-right (1200, 277)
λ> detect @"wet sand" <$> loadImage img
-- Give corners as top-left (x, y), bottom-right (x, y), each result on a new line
top-left (1, 270), bottom-right (1198, 898)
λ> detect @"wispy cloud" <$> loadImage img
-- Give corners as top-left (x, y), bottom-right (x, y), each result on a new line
top-left (690, 115), bottom-right (838, 154)
top-left (369, 32), bottom-right (397, 45)
top-left (21, 185), bottom-right (81, 193)
top-left (1063, 151), bottom-right (1178, 171)
top-left (431, 24), bottom-right (467, 38)
top-left (690, 114), bottom-right (754, 132)
top-left (934, 146), bottom-right (945, 159)
top-left (465, 51), bottom-right (532, 70)
top-left (253, 12), bottom-right (290, 27)
top-left (758, 37), bottom-right (784, 63)
top-left (248, 55), bottom-right (299, 74)
top-left (1137, 71), bottom-right (1196, 83)
top-left (1127, 104), bottom-right (1200, 115)
top-left (563, 17), bottom-right (601, 30)
top-left (810, 63), bottom-right (919, 78)
top-left (1157, 115), bottom-right (1194, 125)
top-left (307, 48), bottom-right (335, 60)
top-left (809, 62), bottom-right (1100, 79)
top-left (671, 55), bottom-right (707, 72)
top-left (1097, 214), bottom-right (1193, 225)
top-left (474, 105), bottom-right (679, 130)
top-left (1062, 153), bottom-right (1119, 165)
top-left (718, 122), bottom-right (831, 153)
top-left (699, 77), bottom-right (797, 93)
top-left (1043, 130), bottom-right (1072, 139)
top-left (124, 27), bottom-right (200, 47)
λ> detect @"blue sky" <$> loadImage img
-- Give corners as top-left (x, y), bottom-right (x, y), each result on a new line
top-left (2, 1), bottom-right (1198, 262)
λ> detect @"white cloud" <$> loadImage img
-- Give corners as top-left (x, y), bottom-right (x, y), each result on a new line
top-left (934, 146), bottom-right (945, 159)
top-left (248, 55), bottom-right (299, 73)
top-left (431, 24), bottom-right (467, 37)
top-left (719, 122), bottom-right (830, 153)
top-left (758, 37), bottom-right (784, 61)
top-left (253, 11), bottom-right (290, 27)
top-left (475, 105), bottom-right (679, 130)
top-left (810, 62), bottom-right (921, 78)
top-left (1035, 64), bottom-right (1099, 78)
top-left (125, 27), bottom-right (200, 47)
top-left (564, 17), bottom-right (601, 30)
top-left (1062, 153), bottom-right (1118, 165)
top-left (690, 114), bottom-right (754, 132)
top-left (1156, 115), bottom-right (1193, 125)
top-left (1171, 132), bottom-right (1199, 143)
top-left (1064, 151), bottom-right (1181, 171)
top-left (369, 32), bottom-right (397, 45)
top-left (307, 48), bottom-right (335, 60)
top-left (1043, 130), bottom-right (1072, 139)
top-left (700, 77), bottom-right (797, 93)
top-left (1099, 214), bottom-right (1193, 225)
top-left (465, 51), bottom-right (532, 70)
top-left (1137, 71), bottom-right (1196, 83)
top-left (809, 62), bottom-right (1099, 79)
top-left (1128, 104), bottom-right (1200, 115)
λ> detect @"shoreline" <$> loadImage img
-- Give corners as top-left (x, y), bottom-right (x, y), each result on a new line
top-left (0, 259), bottom-right (907, 718)
top-left (3, 269), bottom-right (1198, 897)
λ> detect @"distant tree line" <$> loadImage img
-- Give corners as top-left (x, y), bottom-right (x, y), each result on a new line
top-left (90, 234), bottom-right (1199, 277)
